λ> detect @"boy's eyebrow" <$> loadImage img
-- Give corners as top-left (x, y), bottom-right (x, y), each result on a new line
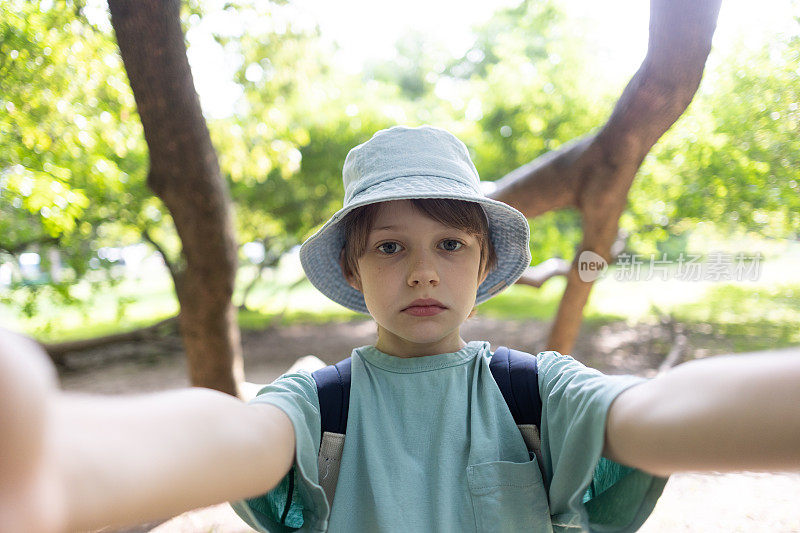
top-left (371, 225), bottom-right (402, 231)
top-left (371, 224), bottom-right (470, 234)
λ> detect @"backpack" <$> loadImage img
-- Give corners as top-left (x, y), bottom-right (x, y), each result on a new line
top-left (310, 346), bottom-right (543, 506)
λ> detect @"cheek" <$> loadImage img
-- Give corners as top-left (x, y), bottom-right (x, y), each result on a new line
top-left (455, 255), bottom-right (483, 283)
top-left (360, 262), bottom-right (394, 293)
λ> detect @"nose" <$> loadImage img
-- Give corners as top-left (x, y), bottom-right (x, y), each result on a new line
top-left (407, 251), bottom-right (439, 287)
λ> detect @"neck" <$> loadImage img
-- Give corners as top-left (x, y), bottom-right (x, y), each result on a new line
top-left (374, 327), bottom-right (467, 358)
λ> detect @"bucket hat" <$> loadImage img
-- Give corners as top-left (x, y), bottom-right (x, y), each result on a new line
top-left (299, 125), bottom-right (531, 314)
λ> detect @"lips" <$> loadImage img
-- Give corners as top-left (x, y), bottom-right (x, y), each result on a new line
top-left (402, 299), bottom-right (447, 317)
top-left (403, 298), bottom-right (446, 310)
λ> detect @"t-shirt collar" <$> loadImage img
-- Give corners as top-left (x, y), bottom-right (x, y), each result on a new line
top-left (354, 340), bottom-right (489, 373)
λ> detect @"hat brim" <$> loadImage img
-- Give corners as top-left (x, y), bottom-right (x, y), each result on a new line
top-left (299, 175), bottom-right (531, 314)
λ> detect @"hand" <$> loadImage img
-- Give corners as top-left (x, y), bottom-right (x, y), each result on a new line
top-left (0, 329), bottom-right (66, 533)
top-left (605, 350), bottom-right (800, 475)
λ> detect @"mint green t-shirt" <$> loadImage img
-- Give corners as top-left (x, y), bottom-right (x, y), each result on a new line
top-left (230, 341), bottom-right (667, 532)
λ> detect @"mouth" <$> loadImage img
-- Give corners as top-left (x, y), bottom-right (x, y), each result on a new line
top-left (402, 299), bottom-right (447, 316)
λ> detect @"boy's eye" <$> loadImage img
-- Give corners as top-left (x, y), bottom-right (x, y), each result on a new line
top-left (440, 239), bottom-right (463, 252)
top-left (377, 242), bottom-right (403, 254)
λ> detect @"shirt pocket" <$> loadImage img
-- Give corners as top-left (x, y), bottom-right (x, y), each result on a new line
top-left (467, 458), bottom-right (553, 533)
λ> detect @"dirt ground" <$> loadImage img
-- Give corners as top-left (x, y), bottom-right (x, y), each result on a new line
top-left (56, 316), bottom-right (800, 532)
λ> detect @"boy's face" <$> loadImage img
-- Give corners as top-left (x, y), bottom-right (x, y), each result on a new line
top-left (345, 200), bottom-right (488, 358)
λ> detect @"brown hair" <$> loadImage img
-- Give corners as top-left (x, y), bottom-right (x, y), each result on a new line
top-left (340, 198), bottom-right (497, 284)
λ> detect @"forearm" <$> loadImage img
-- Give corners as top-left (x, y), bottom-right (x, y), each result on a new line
top-left (53, 388), bottom-right (294, 532)
top-left (605, 352), bottom-right (800, 476)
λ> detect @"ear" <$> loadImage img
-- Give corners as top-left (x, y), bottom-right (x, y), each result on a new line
top-left (347, 273), bottom-right (363, 292)
top-left (477, 264), bottom-right (490, 286)
top-left (340, 248), bottom-right (362, 292)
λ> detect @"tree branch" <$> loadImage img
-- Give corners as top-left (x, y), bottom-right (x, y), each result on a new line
top-left (514, 258), bottom-right (570, 288)
top-left (595, 0), bottom-right (722, 156)
top-left (0, 236), bottom-right (60, 256)
top-left (493, 0), bottom-right (722, 354)
top-left (141, 226), bottom-right (181, 287)
top-left (513, 229), bottom-right (627, 289)
top-left (488, 135), bottom-right (592, 217)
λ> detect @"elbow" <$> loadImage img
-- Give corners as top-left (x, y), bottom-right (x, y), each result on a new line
top-left (243, 404), bottom-right (296, 491)
top-left (603, 382), bottom-right (673, 477)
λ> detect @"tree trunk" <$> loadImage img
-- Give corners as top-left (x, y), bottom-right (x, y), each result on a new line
top-left (107, 0), bottom-right (244, 396)
top-left (491, 0), bottom-right (722, 355)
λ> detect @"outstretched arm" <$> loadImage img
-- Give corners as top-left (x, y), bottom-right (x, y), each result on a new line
top-left (0, 329), bottom-right (295, 533)
top-left (604, 350), bottom-right (800, 477)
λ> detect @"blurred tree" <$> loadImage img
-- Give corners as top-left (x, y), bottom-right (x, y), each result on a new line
top-left (447, 0), bottom-right (613, 266)
top-left (4, 0), bottom-right (797, 377)
top-left (350, 0), bottom-right (722, 354)
top-left (488, 0), bottom-right (724, 353)
top-left (626, 25), bottom-right (800, 250)
top-left (362, 29), bottom-right (454, 101)
top-left (205, 1), bottom-right (400, 301)
top-left (107, 0), bottom-right (243, 396)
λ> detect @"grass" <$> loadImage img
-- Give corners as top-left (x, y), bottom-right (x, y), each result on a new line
top-left (475, 278), bottom-right (629, 324)
top-left (2, 240), bottom-right (799, 353)
top-left (238, 307), bottom-right (362, 330)
top-left (0, 273), bottom-right (179, 342)
top-left (476, 250), bottom-right (800, 353)
top-left (668, 283), bottom-right (800, 352)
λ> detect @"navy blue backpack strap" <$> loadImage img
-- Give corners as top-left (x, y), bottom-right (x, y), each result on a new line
top-left (269, 359), bottom-right (351, 527)
top-left (490, 346), bottom-right (541, 428)
top-left (311, 357), bottom-right (352, 439)
top-left (312, 349), bottom-right (540, 438)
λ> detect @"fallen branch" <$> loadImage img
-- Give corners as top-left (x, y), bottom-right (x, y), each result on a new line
top-left (658, 322), bottom-right (688, 374)
top-left (491, 0), bottom-right (722, 354)
top-left (40, 315), bottom-right (179, 364)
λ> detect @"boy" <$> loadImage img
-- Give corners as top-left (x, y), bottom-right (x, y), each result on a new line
top-left (0, 125), bottom-right (798, 533)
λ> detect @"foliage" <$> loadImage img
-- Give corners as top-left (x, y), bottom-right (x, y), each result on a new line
top-left (624, 18), bottom-right (800, 255)
top-left (669, 282), bottom-right (800, 352)
top-left (14, 254), bottom-right (799, 356)
top-left (0, 0), bottom-right (159, 317)
top-left (325, 0), bottom-right (612, 266)
top-left (2, 0), bottom-right (799, 337)
top-left (423, 0), bottom-right (617, 265)
top-left (207, 0), bottom-right (404, 257)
